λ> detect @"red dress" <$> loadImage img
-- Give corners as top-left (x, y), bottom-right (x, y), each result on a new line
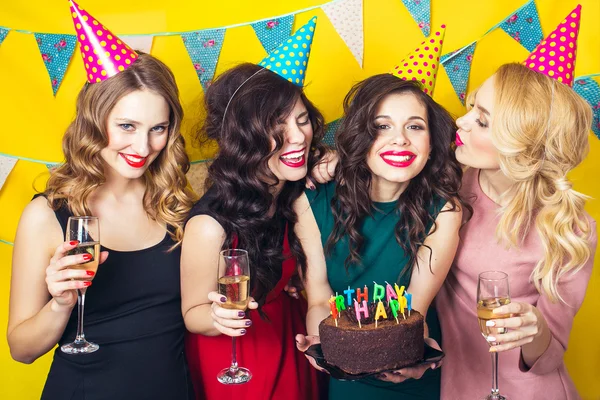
top-left (185, 228), bottom-right (320, 400)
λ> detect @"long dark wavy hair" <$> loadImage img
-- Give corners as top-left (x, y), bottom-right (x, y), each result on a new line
top-left (197, 63), bottom-right (326, 307)
top-left (326, 74), bottom-right (470, 277)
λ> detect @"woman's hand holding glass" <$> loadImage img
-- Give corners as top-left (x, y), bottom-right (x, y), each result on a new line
top-left (486, 302), bottom-right (548, 353)
top-left (207, 291), bottom-right (258, 337)
top-left (46, 240), bottom-right (108, 311)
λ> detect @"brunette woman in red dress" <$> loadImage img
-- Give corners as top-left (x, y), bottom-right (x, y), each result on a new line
top-left (180, 18), bottom-right (326, 400)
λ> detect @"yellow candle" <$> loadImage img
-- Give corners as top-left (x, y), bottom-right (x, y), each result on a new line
top-left (394, 283), bottom-right (405, 299)
top-left (374, 300), bottom-right (388, 324)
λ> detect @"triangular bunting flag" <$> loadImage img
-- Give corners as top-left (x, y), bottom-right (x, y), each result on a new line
top-left (0, 156), bottom-right (18, 192)
top-left (401, 0), bottom-right (431, 36)
top-left (46, 163), bottom-right (61, 171)
top-left (33, 33), bottom-right (77, 95)
top-left (182, 29), bottom-right (226, 90)
top-left (440, 42), bottom-right (477, 105)
top-left (0, 28), bottom-right (9, 46)
top-left (251, 15), bottom-right (294, 54)
top-left (573, 77), bottom-right (600, 139)
top-left (323, 118), bottom-right (343, 146)
top-left (121, 35), bottom-right (154, 54)
top-left (499, 0), bottom-right (543, 52)
top-left (322, 0), bottom-right (364, 67)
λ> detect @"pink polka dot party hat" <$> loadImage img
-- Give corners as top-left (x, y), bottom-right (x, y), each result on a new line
top-left (69, 0), bottom-right (138, 83)
top-left (524, 4), bottom-right (581, 86)
top-left (389, 24), bottom-right (446, 96)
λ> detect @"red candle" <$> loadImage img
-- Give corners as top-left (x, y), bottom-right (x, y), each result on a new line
top-left (356, 285), bottom-right (369, 302)
top-left (329, 296), bottom-right (338, 319)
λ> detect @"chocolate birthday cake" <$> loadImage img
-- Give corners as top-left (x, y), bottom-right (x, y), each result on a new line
top-left (319, 303), bottom-right (424, 374)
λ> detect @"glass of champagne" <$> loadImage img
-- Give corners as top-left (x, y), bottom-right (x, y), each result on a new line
top-left (477, 271), bottom-right (511, 400)
top-left (216, 249), bottom-right (252, 384)
top-left (60, 216), bottom-right (100, 354)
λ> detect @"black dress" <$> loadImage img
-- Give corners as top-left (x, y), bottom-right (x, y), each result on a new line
top-left (39, 198), bottom-right (194, 400)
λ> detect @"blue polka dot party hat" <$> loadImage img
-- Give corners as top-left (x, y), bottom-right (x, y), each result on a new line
top-left (258, 17), bottom-right (317, 87)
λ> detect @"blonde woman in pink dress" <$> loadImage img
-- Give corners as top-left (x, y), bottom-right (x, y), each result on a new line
top-left (436, 6), bottom-right (597, 399)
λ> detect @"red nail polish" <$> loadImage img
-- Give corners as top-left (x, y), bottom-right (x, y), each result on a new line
top-left (69, 240), bottom-right (78, 246)
top-left (82, 254), bottom-right (92, 261)
top-left (86, 270), bottom-right (95, 276)
top-left (83, 281), bottom-right (92, 287)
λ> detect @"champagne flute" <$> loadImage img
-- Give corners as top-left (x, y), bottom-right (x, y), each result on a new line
top-left (477, 271), bottom-right (510, 400)
top-left (216, 249), bottom-right (252, 384)
top-left (60, 216), bottom-right (100, 355)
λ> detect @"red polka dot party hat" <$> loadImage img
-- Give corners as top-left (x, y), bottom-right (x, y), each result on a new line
top-left (524, 4), bottom-right (581, 87)
top-left (69, 0), bottom-right (138, 83)
top-left (389, 24), bottom-right (446, 96)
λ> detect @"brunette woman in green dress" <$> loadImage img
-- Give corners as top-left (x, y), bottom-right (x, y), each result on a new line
top-left (295, 75), bottom-right (469, 399)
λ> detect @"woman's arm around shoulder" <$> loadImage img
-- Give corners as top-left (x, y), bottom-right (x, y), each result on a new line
top-left (408, 200), bottom-right (463, 323)
top-left (294, 192), bottom-right (334, 336)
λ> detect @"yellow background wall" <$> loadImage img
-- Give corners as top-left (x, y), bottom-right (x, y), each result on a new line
top-left (1, 0), bottom-right (599, 398)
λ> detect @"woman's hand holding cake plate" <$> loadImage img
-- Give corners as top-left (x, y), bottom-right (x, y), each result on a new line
top-left (376, 337), bottom-right (442, 383)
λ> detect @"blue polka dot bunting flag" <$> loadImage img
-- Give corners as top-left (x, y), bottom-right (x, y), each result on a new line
top-left (401, 0), bottom-right (431, 37)
top-left (499, 0), bottom-right (543, 52)
top-left (181, 28), bottom-right (226, 91)
top-left (251, 15), bottom-right (294, 54)
top-left (0, 28), bottom-right (9, 46)
top-left (440, 42), bottom-right (477, 105)
top-left (573, 77), bottom-right (600, 140)
top-left (258, 17), bottom-right (317, 87)
top-left (33, 33), bottom-right (77, 96)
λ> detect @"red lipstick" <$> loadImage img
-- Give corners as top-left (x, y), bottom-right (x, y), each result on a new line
top-left (120, 153), bottom-right (147, 168)
top-left (279, 147), bottom-right (306, 168)
top-left (455, 132), bottom-right (464, 147)
top-left (379, 151), bottom-right (416, 168)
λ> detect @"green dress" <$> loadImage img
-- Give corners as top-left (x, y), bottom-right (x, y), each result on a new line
top-left (306, 181), bottom-right (445, 400)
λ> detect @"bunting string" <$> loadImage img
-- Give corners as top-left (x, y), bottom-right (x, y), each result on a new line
top-left (0, 0), bottom-right (343, 37)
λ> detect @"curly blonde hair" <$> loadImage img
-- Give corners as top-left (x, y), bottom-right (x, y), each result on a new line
top-left (44, 53), bottom-right (195, 246)
top-left (483, 63), bottom-right (594, 302)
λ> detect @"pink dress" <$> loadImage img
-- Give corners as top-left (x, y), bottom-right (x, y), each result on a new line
top-left (436, 168), bottom-right (597, 400)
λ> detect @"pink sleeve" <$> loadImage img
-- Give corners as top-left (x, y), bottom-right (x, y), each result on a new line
top-left (520, 219), bottom-right (597, 375)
